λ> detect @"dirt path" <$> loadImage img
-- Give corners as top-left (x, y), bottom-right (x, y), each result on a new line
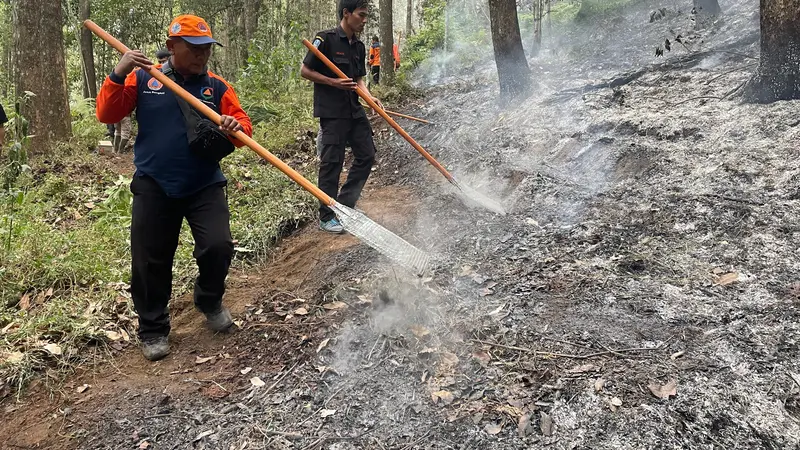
top-left (0, 178), bottom-right (422, 449)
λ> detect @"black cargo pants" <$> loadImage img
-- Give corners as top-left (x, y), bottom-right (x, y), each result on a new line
top-left (130, 175), bottom-right (234, 340)
top-left (317, 116), bottom-right (376, 222)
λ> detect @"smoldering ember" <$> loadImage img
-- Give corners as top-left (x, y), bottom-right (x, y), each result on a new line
top-left (1, 0), bottom-right (799, 449)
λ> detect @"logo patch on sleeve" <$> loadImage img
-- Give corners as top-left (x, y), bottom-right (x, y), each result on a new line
top-left (201, 87), bottom-right (213, 100)
top-left (312, 37), bottom-right (323, 48)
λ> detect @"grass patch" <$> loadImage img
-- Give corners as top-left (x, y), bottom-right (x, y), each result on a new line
top-left (0, 137), bottom-right (316, 397)
top-left (369, 71), bottom-right (424, 105)
top-left (573, 0), bottom-right (643, 21)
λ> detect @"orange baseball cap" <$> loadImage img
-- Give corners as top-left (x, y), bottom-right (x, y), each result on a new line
top-left (168, 15), bottom-right (222, 46)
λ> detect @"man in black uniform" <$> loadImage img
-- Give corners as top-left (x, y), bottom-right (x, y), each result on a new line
top-left (301, 0), bottom-right (383, 234)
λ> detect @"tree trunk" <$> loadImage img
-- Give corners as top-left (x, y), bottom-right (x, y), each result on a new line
top-left (379, 0), bottom-right (395, 84)
top-left (79, 0), bottom-right (98, 99)
top-left (406, 0), bottom-right (413, 35)
top-left (532, 0), bottom-right (543, 56)
top-left (243, 0), bottom-right (262, 63)
top-left (13, 0), bottom-right (72, 146)
top-left (693, 0), bottom-right (721, 29)
top-left (744, 0), bottom-right (800, 103)
top-left (489, 0), bottom-right (531, 97)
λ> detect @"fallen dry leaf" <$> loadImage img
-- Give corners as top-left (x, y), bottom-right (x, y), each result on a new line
top-left (472, 351), bottom-right (491, 365)
top-left (43, 343), bottom-right (62, 356)
top-left (540, 412), bottom-right (554, 436)
top-left (45, 287), bottom-right (53, 298)
top-left (484, 422), bottom-right (503, 435)
top-left (195, 356), bottom-right (215, 364)
top-left (518, 413), bottom-right (533, 437)
top-left (594, 378), bottom-right (606, 392)
top-left (670, 350), bottom-right (685, 360)
top-left (250, 377), bottom-right (266, 387)
top-left (240, 367), bottom-right (252, 375)
top-left (138, 441), bottom-right (152, 449)
top-left (316, 338), bottom-right (330, 353)
top-left (293, 307), bottom-right (309, 316)
top-left (714, 272), bottom-right (739, 286)
top-left (5, 351), bottom-right (24, 365)
top-left (479, 287), bottom-right (494, 297)
top-left (18, 294), bottom-right (30, 311)
top-left (120, 329), bottom-right (130, 342)
top-left (609, 397), bottom-right (623, 410)
top-left (648, 379), bottom-right (678, 399)
top-left (193, 430), bottom-right (214, 442)
top-left (495, 404), bottom-right (523, 418)
top-left (105, 330), bottom-right (122, 341)
top-left (76, 384), bottom-right (91, 394)
top-left (84, 202), bottom-right (95, 209)
top-left (487, 303), bottom-right (505, 316)
top-left (440, 352), bottom-right (460, 367)
top-left (1, 321), bottom-right (18, 334)
top-left (322, 301), bottom-right (348, 310)
top-left (566, 364), bottom-right (599, 374)
top-left (418, 347), bottom-right (437, 357)
top-left (320, 409), bottom-right (337, 418)
top-left (410, 325), bottom-right (431, 338)
top-left (431, 390), bottom-right (455, 405)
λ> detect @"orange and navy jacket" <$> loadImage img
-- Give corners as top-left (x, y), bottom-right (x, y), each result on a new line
top-left (96, 62), bottom-right (253, 198)
top-left (368, 43), bottom-right (381, 67)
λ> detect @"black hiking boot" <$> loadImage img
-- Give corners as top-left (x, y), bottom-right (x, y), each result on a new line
top-left (204, 307), bottom-right (234, 332)
top-left (141, 336), bottom-right (170, 361)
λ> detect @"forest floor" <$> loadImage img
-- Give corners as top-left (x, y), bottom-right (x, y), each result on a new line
top-left (4, 0), bottom-right (800, 449)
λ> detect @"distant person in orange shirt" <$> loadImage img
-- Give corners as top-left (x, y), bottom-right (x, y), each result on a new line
top-left (368, 35), bottom-right (381, 84)
top-left (392, 42), bottom-right (400, 70)
top-left (367, 37), bottom-right (400, 85)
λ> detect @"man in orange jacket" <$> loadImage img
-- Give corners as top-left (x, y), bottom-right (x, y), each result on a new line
top-left (368, 36), bottom-right (381, 84)
top-left (96, 14), bottom-right (253, 361)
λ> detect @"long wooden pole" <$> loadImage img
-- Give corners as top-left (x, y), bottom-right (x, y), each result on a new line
top-left (84, 20), bottom-right (335, 206)
top-left (360, 103), bottom-right (433, 124)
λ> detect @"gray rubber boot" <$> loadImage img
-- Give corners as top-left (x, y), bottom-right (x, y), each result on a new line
top-left (113, 135), bottom-right (121, 153)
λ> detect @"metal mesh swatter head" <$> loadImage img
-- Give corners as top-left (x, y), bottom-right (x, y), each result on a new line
top-left (451, 179), bottom-right (507, 215)
top-left (331, 202), bottom-right (430, 275)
